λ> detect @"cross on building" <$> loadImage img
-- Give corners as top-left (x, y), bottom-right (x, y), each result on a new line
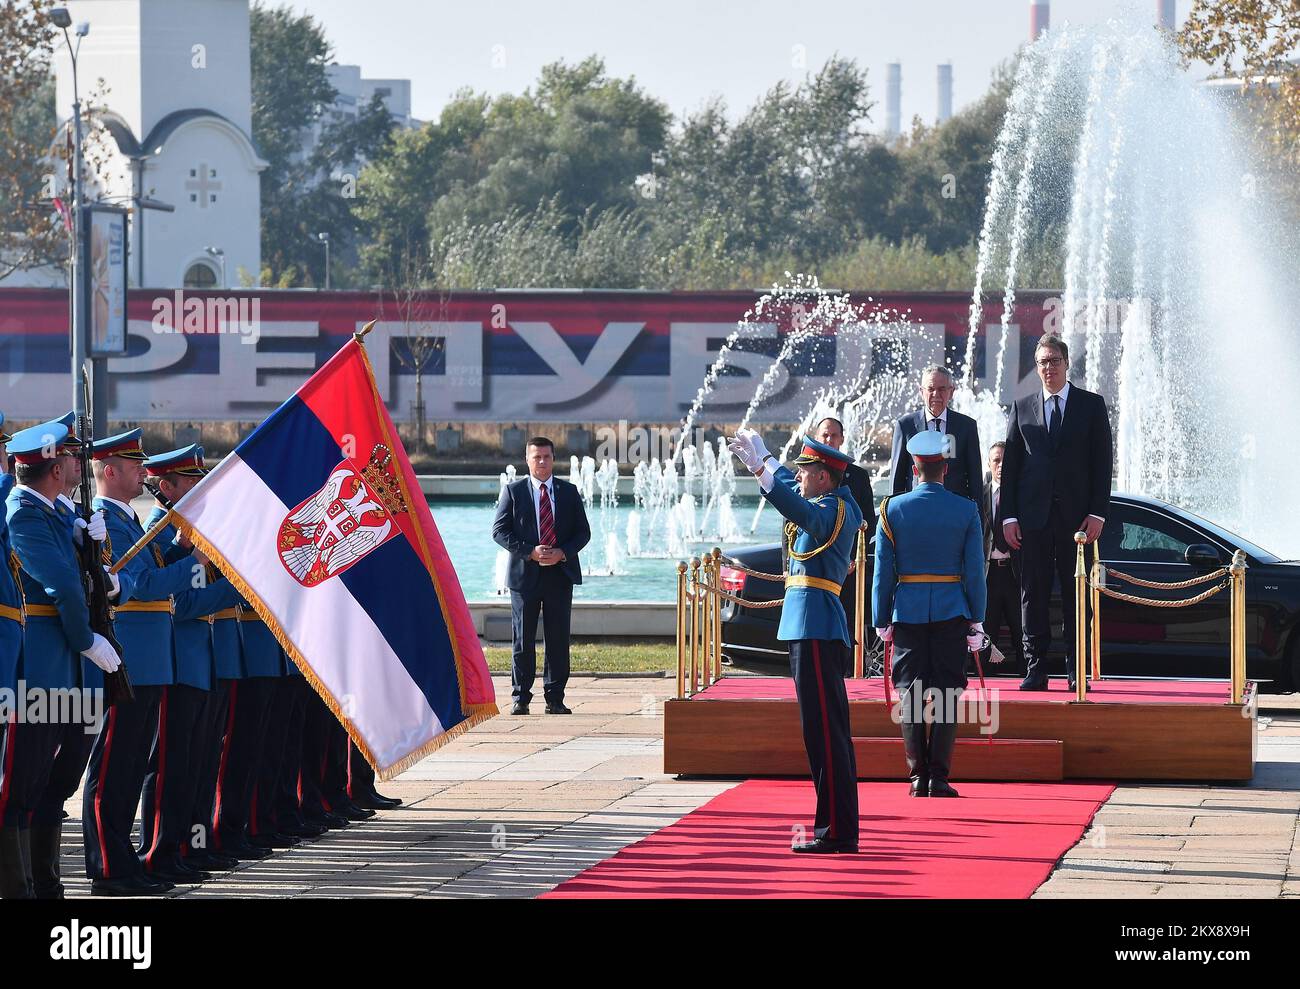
top-left (185, 163), bottom-right (223, 208)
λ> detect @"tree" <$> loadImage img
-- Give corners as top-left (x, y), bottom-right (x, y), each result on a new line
top-left (0, 0), bottom-right (60, 279)
top-left (1181, 0), bottom-right (1300, 169)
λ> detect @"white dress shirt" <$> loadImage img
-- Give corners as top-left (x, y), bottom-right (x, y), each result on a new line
top-left (15, 484), bottom-right (57, 512)
top-left (924, 408), bottom-right (949, 433)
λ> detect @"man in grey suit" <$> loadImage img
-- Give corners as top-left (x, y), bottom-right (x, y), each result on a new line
top-left (889, 366), bottom-right (984, 522)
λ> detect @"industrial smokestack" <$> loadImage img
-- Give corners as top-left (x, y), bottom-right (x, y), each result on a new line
top-left (937, 62), bottom-right (953, 124)
top-left (886, 62), bottom-right (901, 137)
top-left (1030, 0), bottom-right (1049, 41)
top-left (1156, 0), bottom-right (1175, 31)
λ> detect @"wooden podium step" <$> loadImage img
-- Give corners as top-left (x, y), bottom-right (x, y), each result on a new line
top-left (852, 737), bottom-right (1064, 781)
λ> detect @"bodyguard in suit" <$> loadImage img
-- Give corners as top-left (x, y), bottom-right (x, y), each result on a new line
top-left (889, 365), bottom-right (984, 517)
top-left (492, 437), bottom-right (591, 715)
top-left (2, 423), bottom-right (122, 898)
top-left (1001, 334), bottom-right (1112, 690)
top-left (729, 430), bottom-right (862, 854)
top-left (809, 417), bottom-right (876, 666)
top-left (981, 442), bottom-right (1023, 676)
top-left (874, 431), bottom-right (987, 798)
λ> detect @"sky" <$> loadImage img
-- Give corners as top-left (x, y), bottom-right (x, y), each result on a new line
top-left (286, 0), bottom-right (1211, 128)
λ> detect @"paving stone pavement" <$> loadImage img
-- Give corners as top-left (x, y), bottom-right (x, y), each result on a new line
top-left (1034, 694), bottom-right (1300, 899)
top-left (50, 678), bottom-right (1300, 898)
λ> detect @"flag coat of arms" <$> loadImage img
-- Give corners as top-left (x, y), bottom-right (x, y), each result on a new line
top-left (171, 332), bottom-right (496, 778)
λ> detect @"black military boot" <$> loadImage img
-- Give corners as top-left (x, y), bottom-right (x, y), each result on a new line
top-left (927, 721), bottom-right (960, 797)
top-left (901, 719), bottom-right (929, 797)
top-left (0, 826), bottom-right (34, 899)
top-left (30, 822), bottom-right (65, 899)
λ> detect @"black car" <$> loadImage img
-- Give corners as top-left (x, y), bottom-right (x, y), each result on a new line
top-left (718, 492), bottom-right (1300, 691)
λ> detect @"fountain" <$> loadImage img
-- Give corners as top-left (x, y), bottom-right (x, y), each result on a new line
top-left (958, 14), bottom-right (1300, 556)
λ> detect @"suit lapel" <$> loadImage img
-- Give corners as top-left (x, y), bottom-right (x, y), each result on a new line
top-left (519, 479), bottom-right (540, 543)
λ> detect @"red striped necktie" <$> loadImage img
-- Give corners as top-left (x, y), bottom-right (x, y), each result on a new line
top-left (538, 482), bottom-right (555, 547)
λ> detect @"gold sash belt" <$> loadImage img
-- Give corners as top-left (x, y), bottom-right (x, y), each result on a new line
top-left (898, 574), bottom-right (962, 583)
top-left (785, 575), bottom-right (843, 595)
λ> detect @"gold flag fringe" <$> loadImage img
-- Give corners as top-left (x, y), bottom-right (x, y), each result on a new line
top-left (170, 512), bottom-right (498, 780)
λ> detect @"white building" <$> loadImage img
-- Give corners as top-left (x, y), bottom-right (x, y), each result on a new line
top-left (32, 0), bottom-right (267, 289)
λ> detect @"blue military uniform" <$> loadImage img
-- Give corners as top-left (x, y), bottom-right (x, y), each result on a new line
top-left (758, 436), bottom-right (863, 851)
top-left (0, 423), bottom-right (95, 899)
top-left (77, 429), bottom-right (192, 891)
top-left (872, 430), bottom-right (986, 798)
top-left (134, 446), bottom-right (242, 875)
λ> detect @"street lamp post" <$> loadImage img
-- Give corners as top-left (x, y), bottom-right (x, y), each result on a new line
top-left (317, 231), bottom-right (331, 290)
top-left (49, 8), bottom-right (91, 424)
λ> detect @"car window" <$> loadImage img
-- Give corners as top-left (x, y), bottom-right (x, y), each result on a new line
top-left (1100, 506), bottom-right (1197, 564)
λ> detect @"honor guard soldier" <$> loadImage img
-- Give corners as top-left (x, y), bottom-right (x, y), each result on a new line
top-left (872, 431), bottom-right (987, 798)
top-left (82, 429), bottom-right (200, 894)
top-left (729, 429), bottom-right (862, 854)
top-left (2, 422), bottom-right (121, 899)
top-left (27, 412), bottom-right (107, 897)
top-left (0, 411), bottom-right (27, 896)
top-left (135, 445), bottom-right (241, 877)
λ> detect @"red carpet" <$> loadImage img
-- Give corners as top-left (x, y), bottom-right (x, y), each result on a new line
top-left (696, 675), bottom-right (1231, 705)
top-left (544, 779), bottom-right (1115, 898)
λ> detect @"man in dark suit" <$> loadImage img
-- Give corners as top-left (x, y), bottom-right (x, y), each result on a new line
top-left (810, 417), bottom-right (876, 672)
top-left (492, 437), bottom-right (591, 715)
top-left (889, 366), bottom-right (984, 520)
top-left (981, 441), bottom-right (1022, 677)
top-left (1001, 334), bottom-right (1113, 691)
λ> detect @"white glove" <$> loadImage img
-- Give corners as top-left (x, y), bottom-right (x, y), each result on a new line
top-left (727, 433), bottom-right (762, 473)
top-left (966, 622), bottom-right (987, 653)
top-left (81, 632), bottom-right (122, 673)
top-left (102, 565), bottom-right (120, 600)
top-left (85, 510), bottom-right (107, 542)
top-left (72, 516), bottom-right (87, 545)
top-left (875, 625), bottom-right (893, 643)
top-left (744, 428), bottom-right (772, 465)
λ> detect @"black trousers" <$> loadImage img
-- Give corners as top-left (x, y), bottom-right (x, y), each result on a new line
top-left (1018, 502), bottom-right (1095, 680)
top-left (251, 677), bottom-right (299, 836)
top-left (510, 568), bottom-right (574, 706)
top-left (788, 638), bottom-right (858, 844)
top-left (82, 684), bottom-right (162, 882)
top-left (272, 678), bottom-right (311, 829)
top-left (891, 618), bottom-right (970, 694)
top-left (347, 735), bottom-right (375, 800)
top-left (32, 717), bottom-right (97, 827)
top-left (211, 676), bottom-right (276, 849)
top-left (185, 679), bottom-right (231, 855)
top-left (139, 684), bottom-right (209, 872)
top-left (983, 561), bottom-right (1024, 676)
top-left (300, 691), bottom-right (347, 815)
top-left (0, 720), bottom-right (64, 829)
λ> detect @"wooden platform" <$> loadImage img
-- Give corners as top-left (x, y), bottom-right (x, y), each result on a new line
top-left (664, 677), bottom-right (1257, 781)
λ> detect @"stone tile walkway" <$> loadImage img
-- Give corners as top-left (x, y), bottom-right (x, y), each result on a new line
top-left (53, 678), bottom-right (1300, 898)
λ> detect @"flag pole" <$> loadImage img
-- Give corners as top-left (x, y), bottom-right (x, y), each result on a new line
top-left (354, 318), bottom-right (375, 343)
top-left (107, 509), bottom-right (178, 574)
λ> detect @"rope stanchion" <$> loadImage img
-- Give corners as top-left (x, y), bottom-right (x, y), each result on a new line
top-left (1095, 579), bottom-right (1229, 609)
top-left (1103, 565), bottom-right (1228, 590)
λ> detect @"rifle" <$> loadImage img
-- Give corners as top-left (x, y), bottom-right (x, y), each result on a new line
top-left (77, 367), bottom-right (134, 705)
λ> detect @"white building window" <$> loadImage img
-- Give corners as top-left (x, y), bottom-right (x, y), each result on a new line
top-left (184, 262), bottom-right (219, 288)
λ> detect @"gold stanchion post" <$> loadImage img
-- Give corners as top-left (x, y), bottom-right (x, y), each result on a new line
top-left (711, 548), bottom-right (723, 685)
top-left (689, 557), bottom-right (701, 696)
top-left (1230, 550), bottom-right (1247, 704)
top-left (1073, 532), bottom-right (1088, 702)
top-left (1090, 558), bottom-right (1103, 681)
top-left (676, 562), bottom-right (687, 699)
top-left (854, 520), bottom-right (867, 678)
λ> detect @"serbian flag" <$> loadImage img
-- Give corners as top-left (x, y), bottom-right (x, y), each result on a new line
top-left (171, 330), bottom-right (496, 778)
